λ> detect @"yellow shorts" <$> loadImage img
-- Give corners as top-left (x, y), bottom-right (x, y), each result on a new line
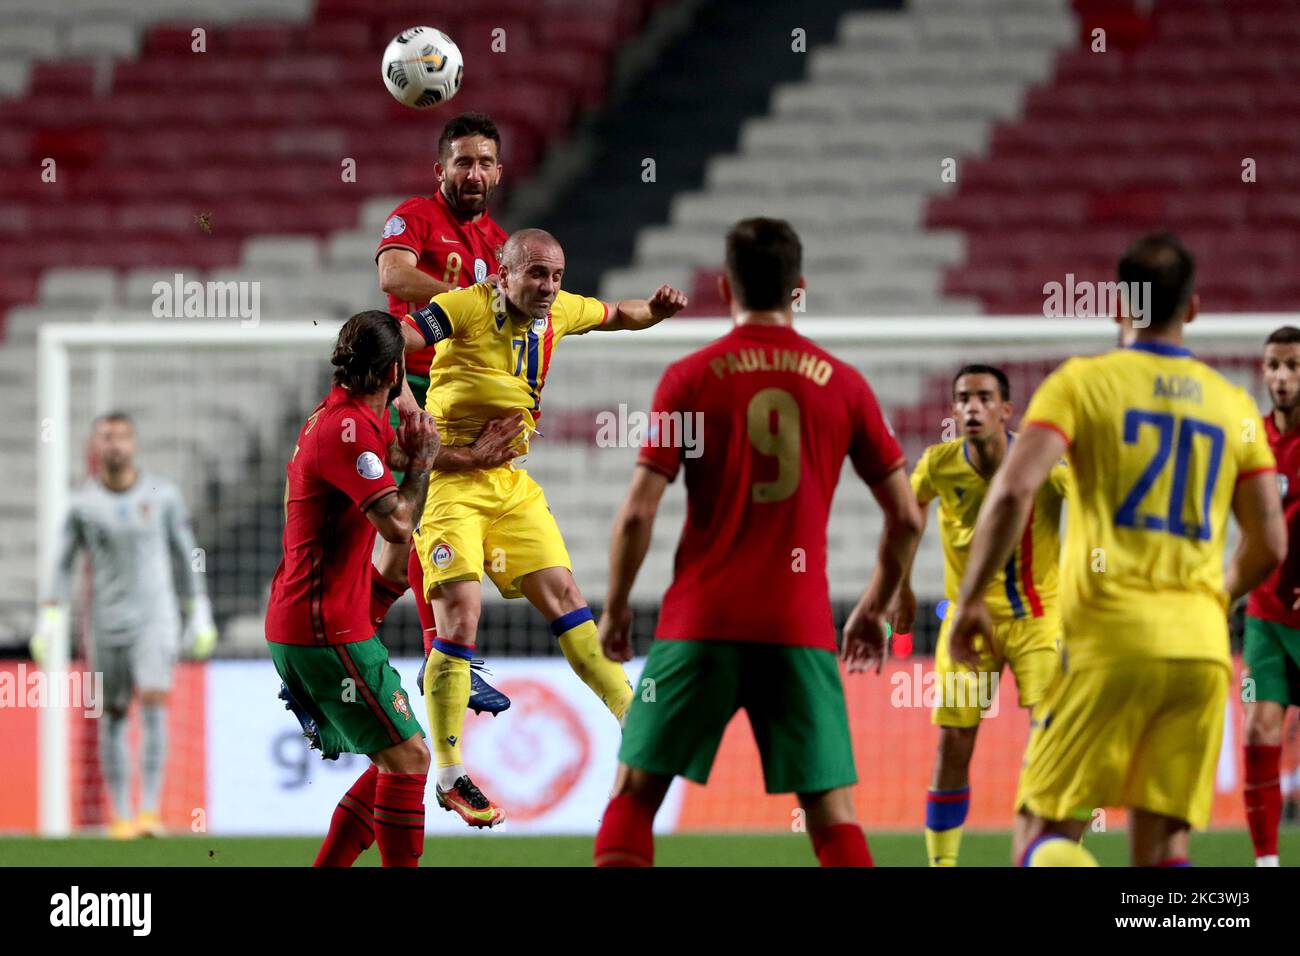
top-left (413, 464), bottom-right (571, 600)
top-left (931, 612), bottom-right (1060, 727)
top-left (1015, 659), bottom-right (1229, 830)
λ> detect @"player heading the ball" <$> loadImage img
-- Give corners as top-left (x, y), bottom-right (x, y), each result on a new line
top-left (401, 227), bottom-right (688, 828)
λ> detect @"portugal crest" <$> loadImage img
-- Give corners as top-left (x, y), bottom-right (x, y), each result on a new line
top-left (392, 691), bottom-right (411, 720)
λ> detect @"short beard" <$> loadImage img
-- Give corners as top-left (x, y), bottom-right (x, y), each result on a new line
top-left (445, 183), bottom-right (488, 218)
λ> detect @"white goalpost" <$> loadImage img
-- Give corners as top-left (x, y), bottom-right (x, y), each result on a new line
top-left (33, 313), bottom-right (1294, 835)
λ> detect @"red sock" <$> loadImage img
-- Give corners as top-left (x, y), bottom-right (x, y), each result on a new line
top-left (373, 771), bottom-right (426, 867)
top-left (369, 566), bottom-right (407, 628)
top-left (810, 823), bottom-right (874, 867)
top-left (594, 794), bottom-right (655, 867)
top-left (314, 764), bottom-right (378, 867)
top-left (408, 547), bottom-right (439, 654)
top-left (1244, 743), bottom-right (1283, 859)
top-left (1156, 857), bottom-right (1191, 867)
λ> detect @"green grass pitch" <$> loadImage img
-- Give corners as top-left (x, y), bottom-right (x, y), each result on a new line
top-left (1, 830), bottom-right (1296, 867)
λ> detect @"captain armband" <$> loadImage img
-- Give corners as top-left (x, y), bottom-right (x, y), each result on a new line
top-left (407, 301), bottom-right (454, 346)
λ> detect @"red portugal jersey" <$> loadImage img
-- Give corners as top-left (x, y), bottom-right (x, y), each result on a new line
top-left (1248, 413), bottom-right (1300, 628)
top-left (265, 386), bottom-right (396, 646)
top-left (375, 190), bottom-right (508, 376)
top-left (638, 323), bottom-right (905, 651)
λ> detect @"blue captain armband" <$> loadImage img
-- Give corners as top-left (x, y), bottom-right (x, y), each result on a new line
top-left (407, 300), bottom-right (454, 346)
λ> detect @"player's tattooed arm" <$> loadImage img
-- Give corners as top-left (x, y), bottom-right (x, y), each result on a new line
top-left (386, 439), bottom-right (409, 472)
top-left (598, 285), bottom-right (689, 332)
top-left (433, 412), bottom-right (526, 472)
top-left (367, 412), bottom-right (440, 543)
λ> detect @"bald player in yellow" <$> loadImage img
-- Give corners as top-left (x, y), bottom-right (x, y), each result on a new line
top-left (948, 232), bottom-right (1287, 867)
top-left (399, 227), bottom-right (688, 827)
top-left (893, 364), bottom-right (1068, 867)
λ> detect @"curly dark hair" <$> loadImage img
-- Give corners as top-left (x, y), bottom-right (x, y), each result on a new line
top-left (331, 310), bottom-right (404, 394)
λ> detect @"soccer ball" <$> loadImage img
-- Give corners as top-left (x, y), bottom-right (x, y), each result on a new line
top-left (381, 26), bottom-right (463, 109)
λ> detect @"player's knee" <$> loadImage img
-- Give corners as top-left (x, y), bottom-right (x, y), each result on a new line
top-left (936, 724), bottom-right (977, 767)
top-left (1244, 703), bottom-right (1285, 746)
top-left (611, 765), bottom-right (668, 808)
top-left (398, 735), bottom-right (431, 774)
top-left (434, 602), bottom-right (480, 645)
top-left (555, 578), bottom-right (585, 615)
top-left (798, 787), bottom-right (857, 830)
top-left (523, 567), bottom-right (585, 617)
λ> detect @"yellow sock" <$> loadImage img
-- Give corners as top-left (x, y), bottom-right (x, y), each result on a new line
top-left (925, 827), bottom-right (963, 867)
top-left (925, 786), bottom-right (969, 866)
top-left (424, 642), bottom-right (471, 771)
top-left (552, 609), bottom-right (632, 721)
top-left (1024, 835), bottom-right (1099, 867)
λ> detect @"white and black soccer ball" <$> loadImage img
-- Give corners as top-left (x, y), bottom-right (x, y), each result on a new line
top-left (381, 26), bottom-right (463, 109)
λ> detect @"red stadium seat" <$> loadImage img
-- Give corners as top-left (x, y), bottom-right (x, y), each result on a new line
top-left (941, 1), bottom-right (1300, 314)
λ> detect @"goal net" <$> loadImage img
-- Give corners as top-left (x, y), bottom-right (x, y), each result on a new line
top-left (26, 313), bottom-right (1300, 836)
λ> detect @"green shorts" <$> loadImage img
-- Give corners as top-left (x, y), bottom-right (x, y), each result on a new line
top-left (269, 635), bottom-right (423, 758)
top-left (389, 373), bottom-right (430, 483)
top-left (619, 639), bottom-right (857, 794)
top-left (1244, 615), bottom-right (1300, 707)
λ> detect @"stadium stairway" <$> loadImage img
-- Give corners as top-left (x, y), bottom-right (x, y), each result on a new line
top-left (537, 0), bottom-right (897, 296)
top-left (598, 0), bottom-right (1076, 315)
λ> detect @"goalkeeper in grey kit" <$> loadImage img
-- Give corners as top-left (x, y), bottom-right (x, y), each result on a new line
top-left (35, 411), bottom-right (216, 838)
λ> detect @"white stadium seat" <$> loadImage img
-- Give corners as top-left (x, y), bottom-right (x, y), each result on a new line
top-left (65, 21), bottom-right (142, 59)
top-left (38, 268), bottom-right (118, 307)
top-left (241, 235), bottom-right (323, 275)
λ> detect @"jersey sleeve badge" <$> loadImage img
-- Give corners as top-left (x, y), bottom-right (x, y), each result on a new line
top-left (356, 451), bottom-right (385, 479)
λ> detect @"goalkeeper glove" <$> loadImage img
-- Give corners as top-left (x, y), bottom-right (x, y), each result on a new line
top-left (184, 595), bottom-right (218, 659)
top-left (30, 603), bottom-right (67, 666)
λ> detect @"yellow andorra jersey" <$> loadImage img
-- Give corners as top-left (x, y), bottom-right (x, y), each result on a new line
top-left (421, 284), bottom-right (609, 453)
top-left (913, 434), bottom-right (1069, 621)
top-left (1022, 341), bottom-right (1275, 670)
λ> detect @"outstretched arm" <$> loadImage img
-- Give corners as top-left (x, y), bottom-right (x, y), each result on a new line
top-left (432, 413), bottom-right (526, 473)
top-left (596, 285), bottom-right (688, 332)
